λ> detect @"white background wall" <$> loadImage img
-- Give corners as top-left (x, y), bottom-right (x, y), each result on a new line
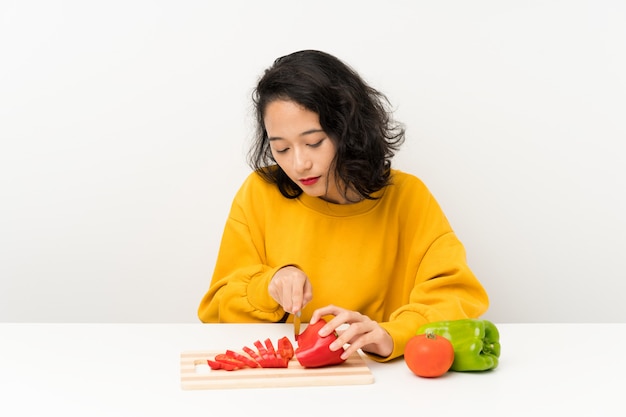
top-left (1, 0), bottom-right (625, 323)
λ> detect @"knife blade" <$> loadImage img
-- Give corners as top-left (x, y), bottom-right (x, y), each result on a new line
top-left (293, 311), bottom-right (301, 340)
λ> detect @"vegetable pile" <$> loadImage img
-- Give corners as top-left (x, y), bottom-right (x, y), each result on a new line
top-left (404, 318), bottom-right (501, 378)
top-left (207, 318), bottom-right (347, 371)
top-left (417, 318), bottom-right (501, 372)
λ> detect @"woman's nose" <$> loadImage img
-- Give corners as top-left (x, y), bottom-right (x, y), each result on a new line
top-left (293, 149), bottom-right (312, 172)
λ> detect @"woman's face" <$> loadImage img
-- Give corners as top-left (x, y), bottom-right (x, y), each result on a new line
top-left (264, 99), bottom-right (347, 204)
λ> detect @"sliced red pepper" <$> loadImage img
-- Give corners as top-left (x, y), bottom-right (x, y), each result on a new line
top-left (253, 340), bottom-right (269, 359)
top-left (207, 358), bottom-right (238, 371)
top-left (225, 349), bottom-right (259, 368)
top-left (214, 353), bottom-right (246, 370)
top-left (277, 336), bottom-right (295, 361)
top-left (263, 338), bottom-right (287, 367)
top-left (207, 359), bottom-right (223, 370)
top-left (245, 343), bottom-right (275, 368)
top-left (242, 345), bottom-right (264, 363)
top-left (264, 338), bottom-right (277, 357)
top-left (210, 337), bottom-right (295, 371)
top-left (249, 339), bottom-right (288, 368)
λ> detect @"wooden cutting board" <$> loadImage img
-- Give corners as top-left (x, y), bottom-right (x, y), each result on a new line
top-left (180, 350), bottom-right (375, 390)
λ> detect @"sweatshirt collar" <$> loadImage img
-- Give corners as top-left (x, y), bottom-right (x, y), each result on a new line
top-left (297, 189), bottom-right (384, 217)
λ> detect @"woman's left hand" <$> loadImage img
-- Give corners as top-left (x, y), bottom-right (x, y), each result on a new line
top-left (310, 305), bottom-right (393, 360)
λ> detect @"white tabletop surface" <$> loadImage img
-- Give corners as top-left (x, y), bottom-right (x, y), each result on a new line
top-left (1, 323), bottom-right (624, 416)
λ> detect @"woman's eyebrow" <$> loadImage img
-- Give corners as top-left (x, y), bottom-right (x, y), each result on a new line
top-left (299, 128), bottom-right (325, 136)
top-left (268, 128), bottom-right (325, 141)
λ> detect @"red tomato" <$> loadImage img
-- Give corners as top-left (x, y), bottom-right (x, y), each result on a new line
top-left (404, 333), bottom-right (454, 378)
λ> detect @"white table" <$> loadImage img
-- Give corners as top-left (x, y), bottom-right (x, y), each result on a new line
top-left (1, 323), bottom-right (624, 416)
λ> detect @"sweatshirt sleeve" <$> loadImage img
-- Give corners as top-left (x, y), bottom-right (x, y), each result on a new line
top-left (369, 176), bottom-right (490, 362)
top-left (374, 233), bottom-right (489, 361)
top-left (197, 175), bottom-right (287, 323)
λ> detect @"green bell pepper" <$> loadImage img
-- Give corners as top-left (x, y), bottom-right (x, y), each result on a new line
top-left (417, 319), bottom-right (501, 372)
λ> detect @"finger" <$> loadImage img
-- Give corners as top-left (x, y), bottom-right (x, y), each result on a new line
top-left (309, 309), bottom-right (321, 325)
top-left (329, 327), bottom-right (350, 351)
top-left (338, 343), bottom-right (359, 360)
top-left (291, 278), bottom-right (313, 314)
top-left (313, 304), bottom-right (341, 317)
top-left (328, 328), bottom-right (361, 360)
top-left (291, 286), bottom-right (304, 315)
top-left (309, 304), bottom-right (337, 325)
top-left (319, 311), bottom-right (352, 337)
top-left (322, 309), bottom-right (366, 337)
top-left (311, 304), bottom-right (344, 328)
top-left (302, 279), bottom-right (313, 306)
top-left (281, 281), bottom-right (294, 313)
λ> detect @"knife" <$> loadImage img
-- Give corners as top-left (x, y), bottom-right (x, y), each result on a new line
top-left (293, 311), bottom-right (301, 340)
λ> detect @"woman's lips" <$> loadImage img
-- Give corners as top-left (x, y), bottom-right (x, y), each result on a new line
top-left (299, 176), bottom-right (320, 186)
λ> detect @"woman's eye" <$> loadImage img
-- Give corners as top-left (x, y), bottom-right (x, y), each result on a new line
top-left (274, 147), bottom-right (289, 154)
top-left (308, 139), bottom-right (324, 148)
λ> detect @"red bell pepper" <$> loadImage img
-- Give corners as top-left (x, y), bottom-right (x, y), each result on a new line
top-left (295, 318), bottom-right (346, 368)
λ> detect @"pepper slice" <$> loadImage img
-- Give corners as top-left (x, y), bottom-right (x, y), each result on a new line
top-left (277, 336), bottom-right (295, 361)
top-left (225, 349), bottom-right (259, 368)
top-left (207, 358), bottom-right (239, 371)
top-left (242, 345), bottom-right (264, 364)
top-left (214, 353), bottom-right (247, 370)
top-left (417, 318), bottom-right (501, 371)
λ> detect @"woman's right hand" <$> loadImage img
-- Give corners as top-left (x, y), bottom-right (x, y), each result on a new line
top-left (268, 265), bottom-right (313, 315)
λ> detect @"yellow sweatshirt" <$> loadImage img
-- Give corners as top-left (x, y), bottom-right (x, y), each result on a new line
top-left (198, 169), bottom-right (489, 361)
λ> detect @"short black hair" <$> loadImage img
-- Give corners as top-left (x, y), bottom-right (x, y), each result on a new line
top-left (248, 50), bottom-right (405, 200)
